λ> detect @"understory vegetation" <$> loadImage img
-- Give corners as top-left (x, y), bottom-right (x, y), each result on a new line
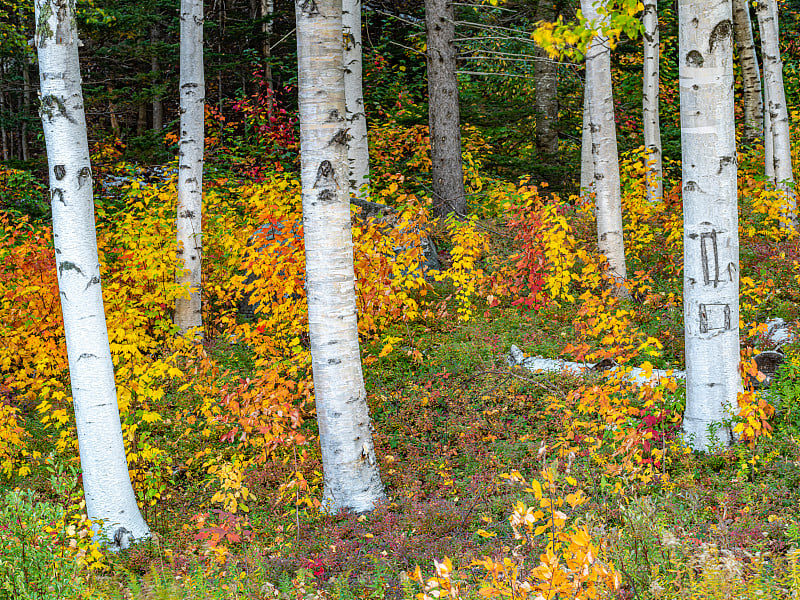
top-left (5, 10), bottom-right (800, 600)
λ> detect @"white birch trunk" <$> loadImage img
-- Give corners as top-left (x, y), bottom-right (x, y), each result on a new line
top-left (582, 0), bottom-right (627, 285)
top-left (580, 90), bottom-right (593, 195)
top-left (642, 0), bottom-right (663, 203)
top-left (732, 0), bottom-right (763, 145)
top-left (295, 0), bottom-right (385, 513)
top-left (765, 86), bottom-right (774, 181)
top-left (756, 0), bottom-right (797, 226)
top-left (343, 0), bottom-right (370, 199)
top-left (175, 0), bottom-right (205, 337)
top-left (679, 0), bottom-right (740, 450)
top-left (34, 0), bottom-right (149, 547)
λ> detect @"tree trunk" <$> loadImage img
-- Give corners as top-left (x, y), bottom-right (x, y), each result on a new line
top-left (34, 0), bottom-right (150, 548)
top-left (732, 0), bottom-right (763, 145)
top-left (343, 0), bottom-right (370, 199)
top-left (642, 0), bottom-right (663, 202)
top-left (756, 0), bottom-right (796, 226)
top-left (21, 58), bottom-right (31, 161)
top-left (425, 0), bottom-right (467, 218)
top-left (295, 0), bottom-right (385, 513)
top-left (137, 103), bottom-right (147, 136)
top-left (151, 25), bottom-right (163, 131)
top-left (175, 0), bottom-right (205, 337)
top-left (580, 89), bottom-right (593, 195)
top-left (260, 0), bottom-right (275, 124)
top-left (764, 87), bottom-right (774, 181)
top-left (582, 0), bottom-right (627, 286)
top-left (679, 0), bottom-right (740, 451)
top-left (534, 0), bottom-right (558, 157)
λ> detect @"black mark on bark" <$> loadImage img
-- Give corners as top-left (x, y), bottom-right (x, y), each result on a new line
top-left (709, 20), bottom-right (733, 54)
top-left (686, 50), bottom-right (704, 67)
top-left (54, 164), bottom-right (66, 180)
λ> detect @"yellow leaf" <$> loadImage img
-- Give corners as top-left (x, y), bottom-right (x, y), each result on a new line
top-left (475, 529), bottom-right (496, 538)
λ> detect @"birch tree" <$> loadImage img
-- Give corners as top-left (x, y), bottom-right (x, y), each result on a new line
top-left (425, 0), bottom-right (467, 218)
top-left (343, 0), bottom-right (370, 198)
top-left (175, 0), bottom-right (206, 337)
top-left (756, 0), bottom-right (797, 226)
top-left (731, 0), bottom-right (762, 145)
top-left (581, 0), bottom-right (627, 286)
top-left (642, 0), bottom-right (662, 202)
top-left (34, 0), bottom-right (149, 547)
top-left (295, 0), bottom-right (385, 513)
top-left (580, 91), bottom-right (593, 194)
top-left (679, 0), bottom-right (740, 450)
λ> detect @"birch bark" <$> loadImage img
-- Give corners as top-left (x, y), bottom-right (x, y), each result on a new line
top-left (581, 0), bottom-right (627, 285)
top-left (679, 0), bottom-right (740, 450)
top-left (295, 0), bottom-right (385, 513)
top-left (756, 0), bottom-right (797, 226)
top-left (580, 90), bottom-right (593, 195)
top-left (642, 0), bottom-right (663, 202)
top-left (175, 0), bottom-right (205, 337)
top-left (34, 0), bottom-right (149, 547)
top-left (343, 0), bottom-right (370, 198)
top-left (732, 0), bottom-right (763, 145)
top-left (425, 0), bottom-right (467, 218)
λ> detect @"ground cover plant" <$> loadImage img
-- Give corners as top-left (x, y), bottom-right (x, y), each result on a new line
top-left (6, 5), bottom-right (800, 599)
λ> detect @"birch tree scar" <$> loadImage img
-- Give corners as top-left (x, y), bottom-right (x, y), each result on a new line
top-left (54, 164), bottom-right (66, 180)
top-left (314, 160), bottom-right (335, 188)
top-left (700, 230), bottom-right (721, 286)
top-left (699, 303), bottom-right (731, 333)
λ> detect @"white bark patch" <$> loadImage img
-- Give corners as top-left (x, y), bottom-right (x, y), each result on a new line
top-left (35, 0), bottom-right (149, 546)
top-left (175, 0), bottom-right (205, 337)
top-left (679, 0), bottom-right (740, 451)
top-left (296, 0), bottom-right (385, 513)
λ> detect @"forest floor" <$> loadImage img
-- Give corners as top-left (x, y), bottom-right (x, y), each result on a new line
top-left (3, 132), bottom-right (800, 599)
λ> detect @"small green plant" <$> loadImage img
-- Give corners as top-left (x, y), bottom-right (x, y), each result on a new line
top-left (0, 488), bottom-right (87, 600)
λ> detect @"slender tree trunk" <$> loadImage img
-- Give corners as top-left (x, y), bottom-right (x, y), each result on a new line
top-left (534, 0), bottom-right (558, 157)
top-left (137, 103), bottom-right (147, 136)
top-left (295, 0), bottom-right (385, 513)
top-left (175, 0), bottom-right (205, 337)
top-left (425, 0), bottom-right (467, 218)
top-left (680, 0), bottom-right (740, 451)
top-left (582, 0), bottom-right (627, 286)
top-left (343, 0), bottom-right (370, 198)
top-left (642, 0), bottom-right (663, 202)
top-left (732, 0), bottom-right (763, 145)
top-left (107, 86), bottom-right (121, 139)
top-left (260, 0), bottom-right (275, 124)
top-left (34, 0), bottom-right (149, 547)
top-left (580, 89), bottom-right (593, 194)
top-left (21, 58), bottom-right (31, 161)
top-left (151, 25), bottom-right (164, 132)
top-left (756, 0), bottom-right (796, 226)
top-left (764, 87), bottom-right (774, 181)
top-left (0, 62), bottom-right (9, 162)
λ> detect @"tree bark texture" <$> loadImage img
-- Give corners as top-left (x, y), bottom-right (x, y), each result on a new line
top-left (756, 0), bottom-right (797, 225)
top-left (732, 0), bottom-right (763, 145)
top-left (679, 0), bottom-right (740, 451)
top-left (260, 0), bottom-right (275, 123)
top-left (534, 0), bottom-right (558, 156)
top-left (295, 0), bottom-right (385, 513)
top-left (343, 0), bottom-right (370, 198)
top-left (580, 90), bottom-right (593, 194)
top-left (175, 0), bottom-right (205, 337)
top-left (34, 0), bottom-right (150, 547)
top-left (642, 0), bottom-right (663, 202)
top-left (425, 0), bottom-right (467, 218)
top-left (581, 0), bottom-right (627, 285)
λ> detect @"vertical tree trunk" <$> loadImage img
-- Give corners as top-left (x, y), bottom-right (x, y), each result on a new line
top-left (21, 58), bottom-right (31, 161)
top-left (343, 0), bottom-right (370, 198)
top-left (34, 0), bottom-right (150, 547)
top-left (0, 63), bottom-right (9, 162)
top-left (260, 0), bottom-right (275, 124)
top-left (680, 0), bottom-right (740, 451)
top-left (764, 87), bottom-right (774, 181)
top-left (137, 103), bottom-right (147, 136)
top-left (581, 0), bottom-right (627, 286)
top-left (425, 0), bottom-right (467, 218)
top-left (151, 25), bottom-right (164, 132)
top-left (295, 0), bottom-right (385, 513)
top-left (534, 0), bottom-right (558, 157)
top-left (756, 0), bottom-right (796, 226)
top-left (732, 0), bottom-right (763, 145)
top-left (580, 89), bottom-right (593, 194)
top-left (175, 0), bottom-right (205, 337)
top-left (642, 0), bottom-right (663, 202)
